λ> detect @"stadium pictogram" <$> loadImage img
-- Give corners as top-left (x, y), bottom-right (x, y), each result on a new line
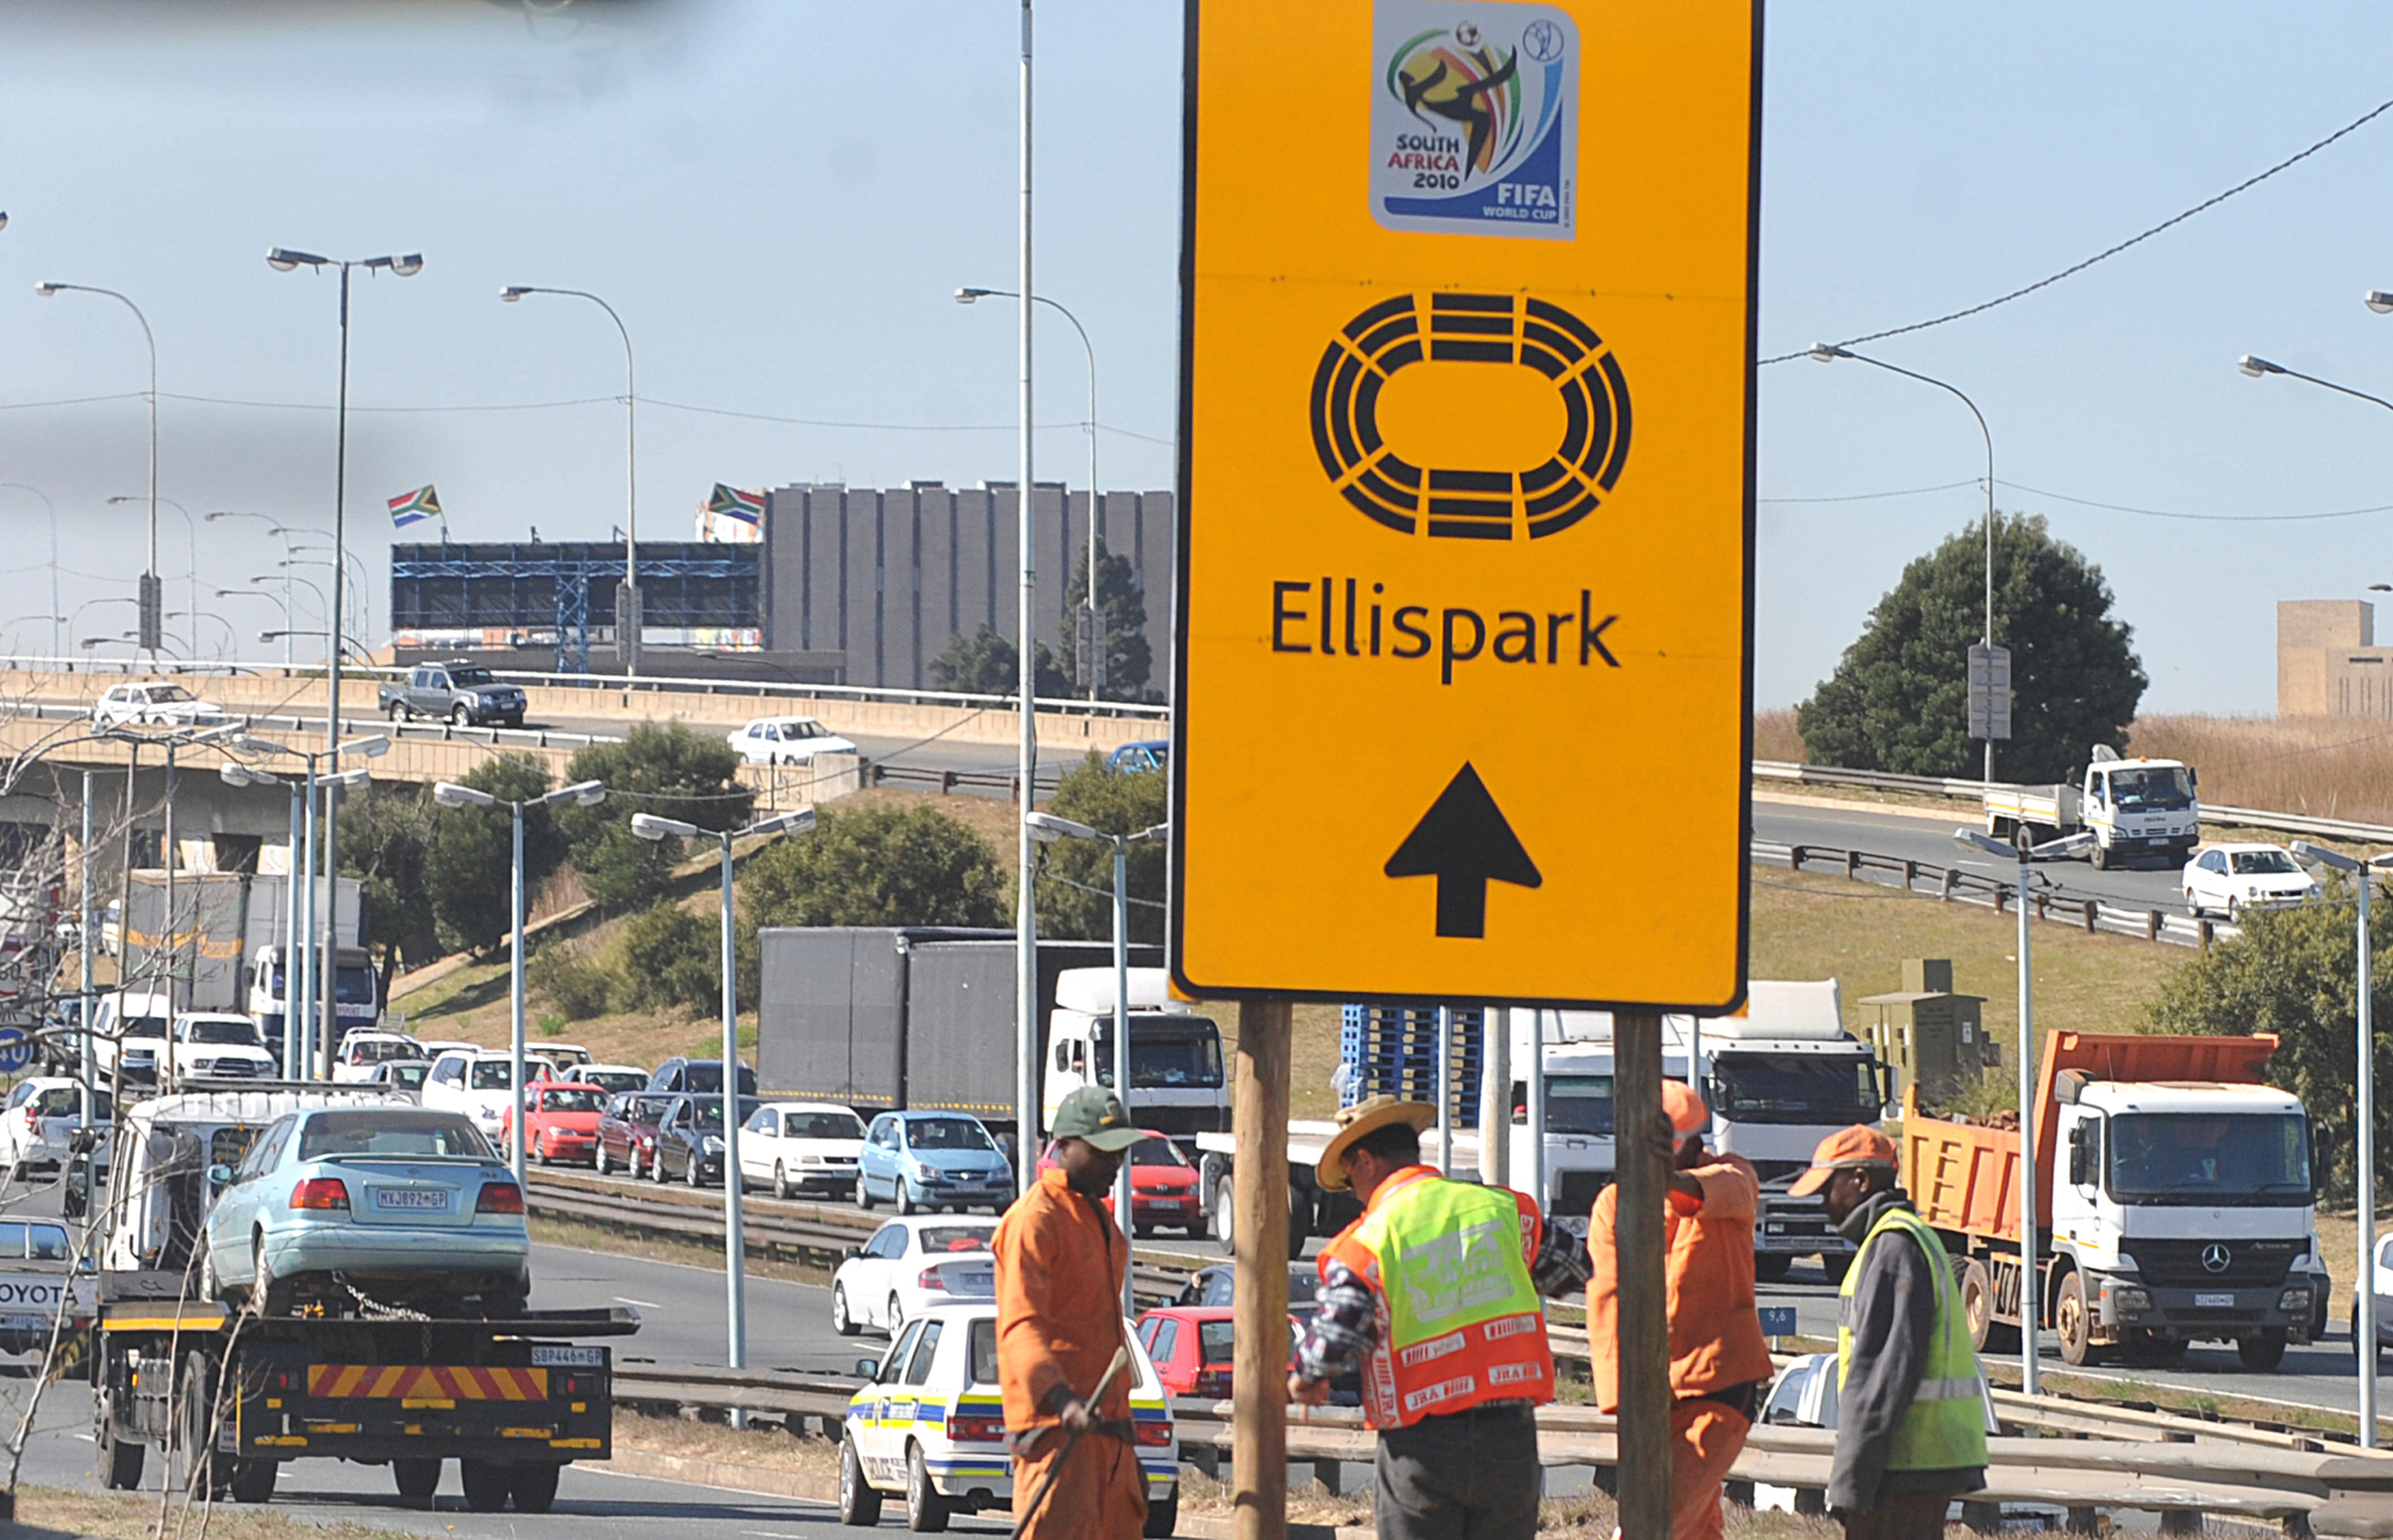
top-left (1309, 291), bottom-right (1631, 541)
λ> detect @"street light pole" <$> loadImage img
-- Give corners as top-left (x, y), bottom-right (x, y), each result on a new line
top-left (633, 808), bottom-right (814, 1397)
top-left (958, 286), bottom-right (1101, 698)
top-left (1013, 0), bottom-right (1040, 1198)
top-left (36, 284), bottom-right (159, 656)
top-left (2295, 839), bottom-right (2381, 1445)
top-left (1810, 344), bottom-right (1999, 781)
top-left (437, 779), bottom-right (606, 1185)
top-left (1957, 824), bottom-right (2092, 1396)
top-left (501, 286), bottom-right (639, 676)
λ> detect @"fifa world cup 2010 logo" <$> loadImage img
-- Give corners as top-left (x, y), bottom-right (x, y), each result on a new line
top-left (1309, 291), bottom-right (1630, 541)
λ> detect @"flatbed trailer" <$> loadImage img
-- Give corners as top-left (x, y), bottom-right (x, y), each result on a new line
top-left (90, 1294), bottom-right (637, 1511)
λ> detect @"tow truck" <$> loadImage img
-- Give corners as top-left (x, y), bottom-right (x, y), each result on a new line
top-left (85, 1083), bottom-right (637, 1511)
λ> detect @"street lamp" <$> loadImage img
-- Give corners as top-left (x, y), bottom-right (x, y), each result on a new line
top-left (2238, 355), bottom-right (2393, 415)
top-left (959, 286), bottom-right (1104, 700)
top-left (36, 283), bottom-right (161, 655)
top-left (632, 805), bottom-right (814, 1398)
top-left (270, 247), bottom-right (423, 1057)
top-left (2294, 839), bottom-right (2384, 1445)
top-left (501, 286), bottom-right (641, 676)
top-left (1810, 344), bottom-right (2003, 781)
top-left (435, 778), bottom-right (606, 1185)
top-left (1025, 809), bottom-right (1166, 1307)
top-left (235, 732), bottom-right (388, 1076)
top-left (1955, 823), bottom-right (2093, 1396)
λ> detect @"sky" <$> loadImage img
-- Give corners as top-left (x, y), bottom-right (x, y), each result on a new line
top-left (0, 1), bottom-right (2390, 714)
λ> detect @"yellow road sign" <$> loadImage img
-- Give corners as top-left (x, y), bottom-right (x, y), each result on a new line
top-left (1171, 0), bottom-right (1759, 1010)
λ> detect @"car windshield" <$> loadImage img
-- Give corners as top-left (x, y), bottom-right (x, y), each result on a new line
top-left (468, 1062), bottom-right (515, 1090)
top-left (784, 720), bottom-right (824, 739)
top-left (1710, 1057), bottom-right (1881, 1126)
top-left (1540, 1074), bottom-right (1614, 1135)
top-left (1094, 1021), bottom-right (1226, 1090)
top-left (183, 1020), bottom-right (258, 1046)
top-left (335, 966), bottom-right (376, 1005)
top-left (148, 686), bottom-right (192, 703)
top-left (585, 1070), bottom-right (645, 1094)
top-left (379, 1064), bottom-right (428, 1089)
top-left (2230, 850), bottom-right (2299, 876)
top-left (539, 1088), bottom-right (605, 1113)
top-left (908, 1117), bottom-right (995, 1150)
top-left (920, 1225), bottom-right (993, 1253)
top-left (678, 1062), bottom-right (757, 1095)
top-left (31, 1086), bottom-right (108, 1118)
top-left (2109, 766), bottom-right (2194, 811)
top-left (788, 1110), bottom-right (867, 1140)
top-left (1131, 1136), bottom-right (1188, 1167)
top-left (451, 668), bottom-right (497, 686)
top-left (2108, 1113), bottom-right (2312, 1204)
top-left (0, 1223), bottom-right (70, 1261)
top-left (348, 1038), bottom-right (419, 1064)
top-left (687, 1096), bottom-right (762, 1130)
top-left (124, 1016), bottom-right (168, 1040)
top-left (298, 1110), bottom-right (494, 1161)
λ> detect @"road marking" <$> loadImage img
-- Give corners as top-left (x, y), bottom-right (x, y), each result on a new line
top-left (614, 1296), bottom-right (663, 1310)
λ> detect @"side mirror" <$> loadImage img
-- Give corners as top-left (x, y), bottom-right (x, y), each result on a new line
top-left (842, 1247), bottom-right (862, 1262)
top-left (206, 1163), bottom-right (233, 1188)
top-left (855, 1357), bottom-right (881, 1379)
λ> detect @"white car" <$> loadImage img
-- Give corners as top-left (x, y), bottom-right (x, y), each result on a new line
top-left (91, 681), bottom-right (228, 729)
top-left (2183, 843), bottom-right (2321, 921)
top-left (830, 1217), bottom-right (998, 1340)
top-left (534, 1042), bottom-right (593, 1069)
top-left (740, 1100), bottom-right (866, 1200)
top-left (331, 1030), bottom-right (425, 1083)
top-left (840, 1301), bottom-right (1177, 1535)
top-left (417, 1038), bottom-right (478, 1060)
top-left (89, 991), bottom-right (173, 1085)
top-left (422, 1049), bottom-right (527, 1140)
top-left (168, 1013), bottom-right (278, 1083)
top-left (0, 1078), bottom-right (110, 1177)
top-left (727, 715), bottom-right (858, 766)
top-left (577, 1063), bottom-right (649, 1096)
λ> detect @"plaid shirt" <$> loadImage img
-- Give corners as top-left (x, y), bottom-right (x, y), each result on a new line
top-left (1294, 1200), bottom-right (1590, 1386)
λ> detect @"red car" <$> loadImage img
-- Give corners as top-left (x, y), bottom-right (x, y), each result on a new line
top-left (501, 1082), bottom-right (609, 1166)
top-left (1135, 1305), bottom-right (1300, 1399)
top-left (1037, 1132), bottom-right (1206, 1237)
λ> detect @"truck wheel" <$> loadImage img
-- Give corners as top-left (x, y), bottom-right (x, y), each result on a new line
top-left (451, 704), bottom-right (474, 728)
top-left (2091, 842), bottom-right (2111, 872)
top-left (392, 1457), bottom-right (442, 1501)
top-left (838, 1433), bottom-right (883, 1526)
top-left (388, 702), bottom-right (410, 723)
top-left (2055, 1268), bottom-right (2095, 1366)
top-left (176, 1353), bottom-right (228, 1500)
top-left (509, 1462), bottom-right (561, 1513)
top-left (2238, 1329), bottom-right (2288, 1371)
top-left (230, 1458), bottom-right (278, 1504)
top-left (1754, 1254), bottom-right (1792, 1284)
top-left (905, 1442), bottom-right (951, 1532)
top-left (96, 1390), bottom-right (143, 1491)
top-left (1958, 1258), bottom-right (1998, 1351)
top-left (459, 1458), bottom-right (512, 1512)
top-left (1214, 1176), bottom-right (1235, 1254)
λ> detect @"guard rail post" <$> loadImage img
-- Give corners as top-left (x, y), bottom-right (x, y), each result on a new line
top-left (1845, 850), bottom-right (1860, 881)
top-left (1787, 845), bottom-right (1804, 872)
top-left (1942, 869), bottom-right (1957, 902)
top-left (2083, 901), bottom-right (2098, 934)
top-left (2147, 910), bottom-right (2162, 942)
top-left (1902, 858), bottom-right (1916, 890)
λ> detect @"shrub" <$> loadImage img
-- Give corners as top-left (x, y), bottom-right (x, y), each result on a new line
top-left (1032, 753), bottom-right (1166, 945)
top-left (743, 802), bottom-right (1004, 929)
top-left (529, 942), bottom-right (615, 1021)
top-left (559, 723), bottom-right (753, 910)
top-left (425, 755), bottom-right (569, 954)
top-left (613, 903), bottom-right (720, 1015)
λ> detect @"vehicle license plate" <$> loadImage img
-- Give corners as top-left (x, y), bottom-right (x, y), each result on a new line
top-left (531, 1345), bottom-right (605, 1366)
top-left (373, 1188), bottom-right (450, 1211)
top-left (2194, 1292), bottom-right (2234, 1309)
top-left (0, 1315), bottom-right (45, 1334)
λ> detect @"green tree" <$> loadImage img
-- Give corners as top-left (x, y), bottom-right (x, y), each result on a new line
top-left (557, 722), bottom-right (753, 910)
top-left (2145, 884), bottom-right (2377, 1204)
top-left (423, 755), bottom-right (569, 954)
top-left (743, 801), bottom-right (1005, 929)
top-left (1797, 514), bottom-right (2145, 783)
top-left (613, 902), bottom-right (721, 1014)
top-left (1033, 753), bottom-right (1166, 945)
top-left (337, 784), bottom-right (440, 989)
top-left (928, 623), bottom-right (1071, 699)
top-left (1054, 538), bottom-right (1153, 699)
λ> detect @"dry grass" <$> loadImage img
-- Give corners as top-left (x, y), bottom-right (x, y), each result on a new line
top-left (1754, 708), bottom-right (1807, 764)
top-left (7, 1485), bottom-right (423, 1540)
top-left (611, 1406), bottom-right (842, 1476)
top-left (2130, 714), bottom-right (2393, 825)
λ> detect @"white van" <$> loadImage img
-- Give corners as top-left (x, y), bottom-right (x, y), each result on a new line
top-left (88, 992), bottom-right (173, 1086)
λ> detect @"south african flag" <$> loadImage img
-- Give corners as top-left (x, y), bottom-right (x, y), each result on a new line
top-left (707, 484), bottom-right (764, 526)
top-left (388, 485), bottom-right (441, 528)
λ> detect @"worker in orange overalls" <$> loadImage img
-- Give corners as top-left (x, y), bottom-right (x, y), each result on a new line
top-left (1588, 1080), bottom-right (1777, 1540)
top-left (993, 1085), bottom-right (1149, 1539)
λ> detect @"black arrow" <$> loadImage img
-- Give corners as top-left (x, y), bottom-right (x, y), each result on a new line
top-left (1383, 762), bottom-right (1542, 938)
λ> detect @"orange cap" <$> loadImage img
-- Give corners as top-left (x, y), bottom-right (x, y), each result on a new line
top-left (1787, 1124), bottom-right (1898, 1197)
top-left (1661, 1079), bottom-right (1709, 1135)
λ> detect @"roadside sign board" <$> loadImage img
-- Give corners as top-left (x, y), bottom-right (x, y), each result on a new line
top-left (1172, 0), bottom-right (1761, 1009)
top-left (1968, 644), bottom-right (2011, 742)
top-left (0, 1027), bottom-right (29, 1076)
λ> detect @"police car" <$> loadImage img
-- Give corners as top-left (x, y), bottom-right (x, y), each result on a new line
top-left (839, 1301), bottom-right (1180, 1535)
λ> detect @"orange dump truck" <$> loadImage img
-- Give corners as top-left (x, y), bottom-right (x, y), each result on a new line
top-left (1901, 1031), bottom-right (2325, 1371)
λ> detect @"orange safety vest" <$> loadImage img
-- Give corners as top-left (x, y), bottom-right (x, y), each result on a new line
top-left (1318, 1165), bottom-right (1556, 1429)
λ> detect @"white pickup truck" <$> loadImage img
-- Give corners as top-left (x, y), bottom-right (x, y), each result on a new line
top-left (1983, 745), bottom-right (2200, 870)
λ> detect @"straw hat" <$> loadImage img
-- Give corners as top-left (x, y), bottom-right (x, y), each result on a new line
top-left (1316, 1095), bottom-right (1437, 1192)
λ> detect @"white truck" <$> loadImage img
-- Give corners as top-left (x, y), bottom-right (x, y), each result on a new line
top-left (1039, 968), bottom-right (1231, 1145)
top-left (1983, 744), bottom-right (2201, 871)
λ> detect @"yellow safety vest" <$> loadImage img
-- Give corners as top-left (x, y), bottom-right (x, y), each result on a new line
top-left (1836, 1204), bottom-right (1988, 1474)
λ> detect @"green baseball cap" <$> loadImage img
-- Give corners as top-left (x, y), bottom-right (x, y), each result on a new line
top-left (1052, 1086), bottom-right (1143, 1151)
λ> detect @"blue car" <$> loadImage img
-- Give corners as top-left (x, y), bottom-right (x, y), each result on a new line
top-left (856, 1112), bottom-right (1015, 1216)
top-left (1107, 740), bottom-right (1168, 774)
top-left (200, 1106), bottom-right (531, 1317)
